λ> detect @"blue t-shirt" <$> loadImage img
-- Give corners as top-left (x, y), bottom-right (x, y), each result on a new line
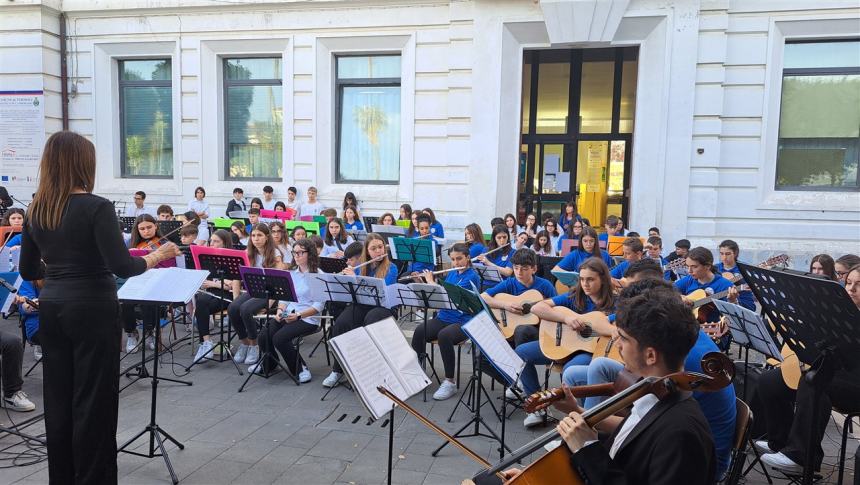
top-left (558, 214), bottom-right (581, 234)
top-left (486, 276), bottom-right (557, 299)
top-left (355, 261), bottom-right (399, 286)
top-left (468, 242), bottom-right (486, 259)
top-left (557, 249), bottom-right (615, 272)
top-left (715, 262), bottom-right (755, 311)
top-left (687, 329), bottom-right (737, 478)
top-left (345, 220), bottom-right (364, 231)
top-left (487, 249), bottom-right (514, 268)
top-left (5, 233), bottom-right (22, 247)
top-left (18, 280), bottom-right (39, 341)
top-left (430, 222), bottom-right (445, 239)
top-left (610, 260), bottom-right (631, 279)
top-left (436, 268), bottom-right (480, 324)
top-left (674, 273), bottom-right (734, 323)
top-left (550, 293), bottom-right (598, 313)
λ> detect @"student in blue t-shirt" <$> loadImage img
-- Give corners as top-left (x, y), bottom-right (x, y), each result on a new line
top-left (410, 243), bottom-right (479, 401)
top-left (597, 214), bottom-right (625, 244)
top-left (558, 201), bottom-right (582, 235)
top-left (475, 224), bottom-right (515, 279)
top-left (553, 226), bottom-right (615, 273)
top-left (342, 205), bottom-right (364, 232)
top-left (645, 235), bottom-right (674, 280)
top-left (464, 223), bottom-right (486, 259)
top-left (556, 219), bottom-right (584, 254)
top-left (609, 237), bottom-right (645, 288)
top-left (403, 214), bottom-right (438, 277)
top-left (517, 257), bottom-right (615, 427)
top-left (422, 207), bottom-right (445, 239)
top-left (715, 239), bottom-right (756, 312)
top-left (481, 249), bottom-right (557, 347)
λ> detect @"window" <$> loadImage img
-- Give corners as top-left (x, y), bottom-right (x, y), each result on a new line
top-left (335, 55), bottom-right (401, 184)
top-left (119, 59), bottom-right (173, 178)
top-left (775, 40), bottom-right (860, 191)
top-left (224, 57), bottom-right (283, 180)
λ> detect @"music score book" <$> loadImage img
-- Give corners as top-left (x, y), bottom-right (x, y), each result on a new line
top-left (118, 267), bottom-right (210, 304)
top-left (462, 311), bottom-right (526, 386)
top-left (551, 269), bottom-right (580, 287)
top-left (330, 316), bottom-right (430, 420)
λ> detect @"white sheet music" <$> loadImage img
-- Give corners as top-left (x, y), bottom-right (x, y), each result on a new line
top-left (371, 224), bottom-right (405, 235)
top-left (462, 311), bottom-right (526, 386)
top-left (713, 299), bottom-right (783, 362)
top-left (473, 263), bottom-right (503, 283)
top-left (365, 317), bottom-right (432, 398)
top-left (118, 267), bottom-right (210, 304)
top-left (1, 274), bottom-right (22, 314)
top-left (310, 273), bottom-right (390, 307)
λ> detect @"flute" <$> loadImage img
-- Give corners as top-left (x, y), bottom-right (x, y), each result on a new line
top-left (398, 266), bottom-right (465, 283)
top-left (196, 289), bottom-right (233, 303)
top-left (471, 242), bottom-right (511, 262)
top-left (351, 254), bottom-right (386, 271)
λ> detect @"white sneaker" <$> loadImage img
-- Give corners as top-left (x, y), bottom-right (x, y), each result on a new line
top-left (233, 344), bottom-right (249, 363)
top-left (146, 335), bottom-right (156, 351)
top-left (753, 440), bottom-right (774, 455)
top-left (432, 380), bottom-right (458, 401)
top-left (248, 362), bottom-right (264, 375)
top-left (3, 391), bottom-right (35, 412)
top-left (33, 345), bottom-right (42, 361)
top-left (243, 345), bottom-right (260, 365)
top-left (322, 371), bottom-right (343, 388)
top-left (126, 333), bottom-right (139, 353)
top-left (298, 366), bottom-right (312, 383)
top-left (505, 387), bottom-right (522, 400)
top-left (761, 452), bottom-right (802, 474)
top-left (523, 411), bottom-right (545, 428)
top-left (194, 340), bottom-right (214, 363)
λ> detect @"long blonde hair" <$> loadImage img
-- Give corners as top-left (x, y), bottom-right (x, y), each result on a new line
top-left (360, 233), bottom-right (391, 279)
top-left (28, 131), bottom-right (96, 230)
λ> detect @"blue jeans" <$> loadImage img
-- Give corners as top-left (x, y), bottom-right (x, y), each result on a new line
top-left (514, 340), bottom-right (592, 394)
top-left (563, 357), bottom-right (624, 409)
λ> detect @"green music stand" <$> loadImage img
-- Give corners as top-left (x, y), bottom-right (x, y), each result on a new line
top-left (391, 236), bottom-right (435, 267)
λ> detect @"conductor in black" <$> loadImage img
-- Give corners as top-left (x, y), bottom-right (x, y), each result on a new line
top-left (19, 131), bottom-right (179, 484)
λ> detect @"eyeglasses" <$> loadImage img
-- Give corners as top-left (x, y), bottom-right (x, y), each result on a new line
top-left (836, 271), bottom-right (848, 277)
top-left (292, 250), bottom-right (308, 257)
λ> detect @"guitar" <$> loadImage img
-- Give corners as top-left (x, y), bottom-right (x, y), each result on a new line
top-left (490, 289), bottom-right (544, 340)
top-left (538, 306), bottom-right (613, 361)
top-left (764, 344), bottom-right (805, 390)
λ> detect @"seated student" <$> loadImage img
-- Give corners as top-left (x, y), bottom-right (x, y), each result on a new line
top-left (490, 216), bottom-right (505, 229)
top-left (556, 219), bottom-right (584, 254)
top-left (318, 207), bottom-right (337, 238)
top-left (521, 213), bottom-right (540, 240)
top-left (665, 238), bottom-right (691, 264)
top-left (1, 208), bottom-right (25, 249)
top-left (411, 243), bottom-right (480, 401)
top-left (464, 223), bottom-right (486, 259)
top-left (398, 203), bottom-right (412, 221)
top-left (191, 230), bottom-right (242, 364)
top-left (404, 214), bottom-right (438, 278)
top-left (156, 205), bottom-right (174, 221)
top-left (261, 185), bottom-right (276, 210)
top-left (835, 254), bottom-right (860, 284)
top-left (543, 218), bottom-right (561, 255)
top-left (269, 221), bottom-right (292, 265)
top-left (648, 226), bottom-right (660, 237)
top-left (321, 218), bottom-right (354, 258)
top-left (17, 279), bottom-right (42, 360)
top-left (179, 225), bottom-right (200, 247)
top-left (532, 230), bottom-right (555, 257)
top-left (598, 215), bottom-right (624, 243)
top-left (379, 212), bottom-right (396, 226)
top-left (226, 187), bottom-right (247, 216)
top-left (564, 269), bottom-right (737, 480)
top-left (676, 247), bottom-right (742, 348)
top-left (323, 234), bottom-right (398, 388)
top-left (249, 197), bottom-right (264, 211)
top-left (423, 208), bottom-right (444, 238)
top-left (755, 264), bottom-right (860, 475)
top-left (609, 236), bottom-right (645, 288)
top-left (274, 201), bottom-right (287, 213)
top-left (343, 205), bottom-right (364, 232)
top-left (809, 253), bottom-right (837, 281)
top-left (124, 191), bottom-right (155, 218)
top-left (124, 215), bottom-right (167, 351)
top-left (716, 239), bottom-right (756, 311)
top-left (251, 238), bottom-right (324, 381)
top-left (285, 186), bottom-right (301, 211)
top-left (503, 213), bottom-right (519, 241)
top-left (289, 226), bottom-right (307, 244)
top-left (645, 235), bottom-right (672, 280)
top-left (342, 191), bottom-right (361, 214)
top-left (513, 231), bottom-right (531, 252)
top-left (0, 329), bottom-right (36, 412)
top-left (246, 208), bottom-right (261, 234)
top-left (230, 221), bottom-right (249, 248)
top-left (481, 249), bottom-right (557, 348)
top-left (553, 226), bottom-right (615, 273)
top-left (509, 285), bottom-right (718, 485)
top-left (517, 257), bottom-right (615, 427)
top-left (558, 201), bottom-right (581, 235)
top-left (298, 186), bottom-right (325, 218)
top-left (476, 224), bottom-right (515, 279)
top-left (228, 224), bottom-right (287, 366)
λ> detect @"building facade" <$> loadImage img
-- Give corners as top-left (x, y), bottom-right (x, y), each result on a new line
top-left (1, 0), bottom-right (858, 262)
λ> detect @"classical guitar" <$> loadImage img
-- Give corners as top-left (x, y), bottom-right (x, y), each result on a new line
top-left (490, 289), bottom-right (544, 340)
top-left (538, 306), bottom-right (613, 361)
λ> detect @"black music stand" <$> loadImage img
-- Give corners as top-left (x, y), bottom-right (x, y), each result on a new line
top-left (118, 294), bottom-right (194, 485)
top-left (120, 304), bottom-right (191, 392)
top-left (120, 216), bottom-right (136, 233)
top-left (184, 252), bottom-right (246, 373)
top-left (472, 263), bottom-right (504, 291)
top-left (157, 220), bottom-right (182, 244)
top-left (432, 283), bottom-right (509, 458)
top-left (363, 216), bottom-right (379, 229)
top-left (738, 263), bottom-right (860, 485)
top-left (319, 256), bottom-right (348, 274)
top-left (238, 267), bottom-right (299, 391)
top-left (537, 255), bottom-right (562, 281)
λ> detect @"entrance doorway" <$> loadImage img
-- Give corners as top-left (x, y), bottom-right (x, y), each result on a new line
top-left (518, 47), bottom-right (637, 228)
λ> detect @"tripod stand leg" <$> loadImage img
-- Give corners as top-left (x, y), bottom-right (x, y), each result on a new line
top-left (153, 427), bottom-right (180, 485)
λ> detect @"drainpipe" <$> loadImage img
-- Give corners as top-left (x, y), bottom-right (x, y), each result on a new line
top-left (59, 12), bottom-right (69, 130)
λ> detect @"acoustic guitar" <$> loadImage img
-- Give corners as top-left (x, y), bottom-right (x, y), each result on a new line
top-left (763, 344), bottom-right (805, 390)
top-left (538, 306), bottom-right (613, 362)
top-left (490, 289), bottom-right (544, 340)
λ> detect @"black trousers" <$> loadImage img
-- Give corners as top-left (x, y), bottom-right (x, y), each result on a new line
top-left (258, 318), bottom-right (318, 374)
top-left (330, 304), bottom-right (393, 373)
top-left (40, 299), bottom-right (121, 485)
top-left (512, 324), bottom-right (538, 348)
top-left (0, 330), bottom-right (23, 397)
top-left (227, 293), bottom-right (267, 340)
top-left (757, 367), bottom-right (860, 468)
top-left (412, 318), bottom-right (468, 380)
top-left (120, 303), bottom-right (158, 334)
top-left (194, 292), bottom-right (230, 340)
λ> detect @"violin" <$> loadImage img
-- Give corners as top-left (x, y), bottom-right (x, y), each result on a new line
top-left (136, 212), bottom-right (200, 251)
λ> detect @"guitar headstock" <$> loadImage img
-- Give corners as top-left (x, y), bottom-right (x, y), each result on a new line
top-left (761, 254), bottom-right (790, 269)
top-left (522, 388), bottom-right (562, 414)
top-left (663, 257), bottom-right (687, 273)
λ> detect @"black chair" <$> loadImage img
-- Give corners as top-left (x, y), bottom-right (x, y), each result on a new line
top-left (722, 398), bottom-right (753, 485)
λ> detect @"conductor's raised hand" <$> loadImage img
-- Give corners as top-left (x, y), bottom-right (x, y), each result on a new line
top-left (154, 242), bottom-right (182, 260)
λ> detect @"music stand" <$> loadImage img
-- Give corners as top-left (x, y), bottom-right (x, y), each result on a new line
top-left (738, 263), bottom-right (860, 485)
top-left (157, 221), bottom-right (182, 244)
top-left (432, 284), bottom-right (509, 458)
top-left (319, 256), bottom-right (348, 274)
top-left (350, 229), bottom-right (368, 243)
top-left (391, 236), bottom-right (436, 270)
top-left (185, 246), bottom-right (249, 373)
top-left (537, 255), bottom-right (562, 281)
top-left (237, 267), bottom-right (300, 390)
top-left (363, 216), bottom-right (379, 229)
top-left (472, 263), bottom-right (503, 291)
top-left (120, 216), bottom-right (136, 233)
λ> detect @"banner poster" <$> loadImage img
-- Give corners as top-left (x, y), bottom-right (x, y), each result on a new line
top-left (0, 90), bottom-right (45, 189)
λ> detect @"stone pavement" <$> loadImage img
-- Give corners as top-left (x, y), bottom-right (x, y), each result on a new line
top-left (0, 314), bottom-right (854, 484)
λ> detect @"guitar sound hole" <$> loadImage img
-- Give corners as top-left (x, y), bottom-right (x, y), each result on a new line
top-left (580, 326), bottom-right (593, 338)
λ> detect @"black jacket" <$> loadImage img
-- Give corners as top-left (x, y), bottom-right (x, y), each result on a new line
top-left (569, 392), bottom-right (716, 485)
top-left (226, 199), bottom-right (246, 217)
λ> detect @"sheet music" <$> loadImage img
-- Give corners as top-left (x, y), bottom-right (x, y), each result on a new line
top-left (0, 248), bottom-right (20, 273)
top-left (118, 267), bottom-right (210, 304)
top-left (551, 270), bottom-right (580, 287)
top-left (365, 317), bottom-right (431, 398)
top-left (330, 327), bottom-right (410, 421)
top-left (0, 272), bottom-right (21, 314)
top-left (712, 299), bottom-right (783, 362)
top-left (473, 263), bottom-right (503, 283)
top-left (462, 311), bottom-right (525, 386)
top-left (309, 273), bottom-right (388, 306)
top-left (372, 224), bottom-right (405, 235)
